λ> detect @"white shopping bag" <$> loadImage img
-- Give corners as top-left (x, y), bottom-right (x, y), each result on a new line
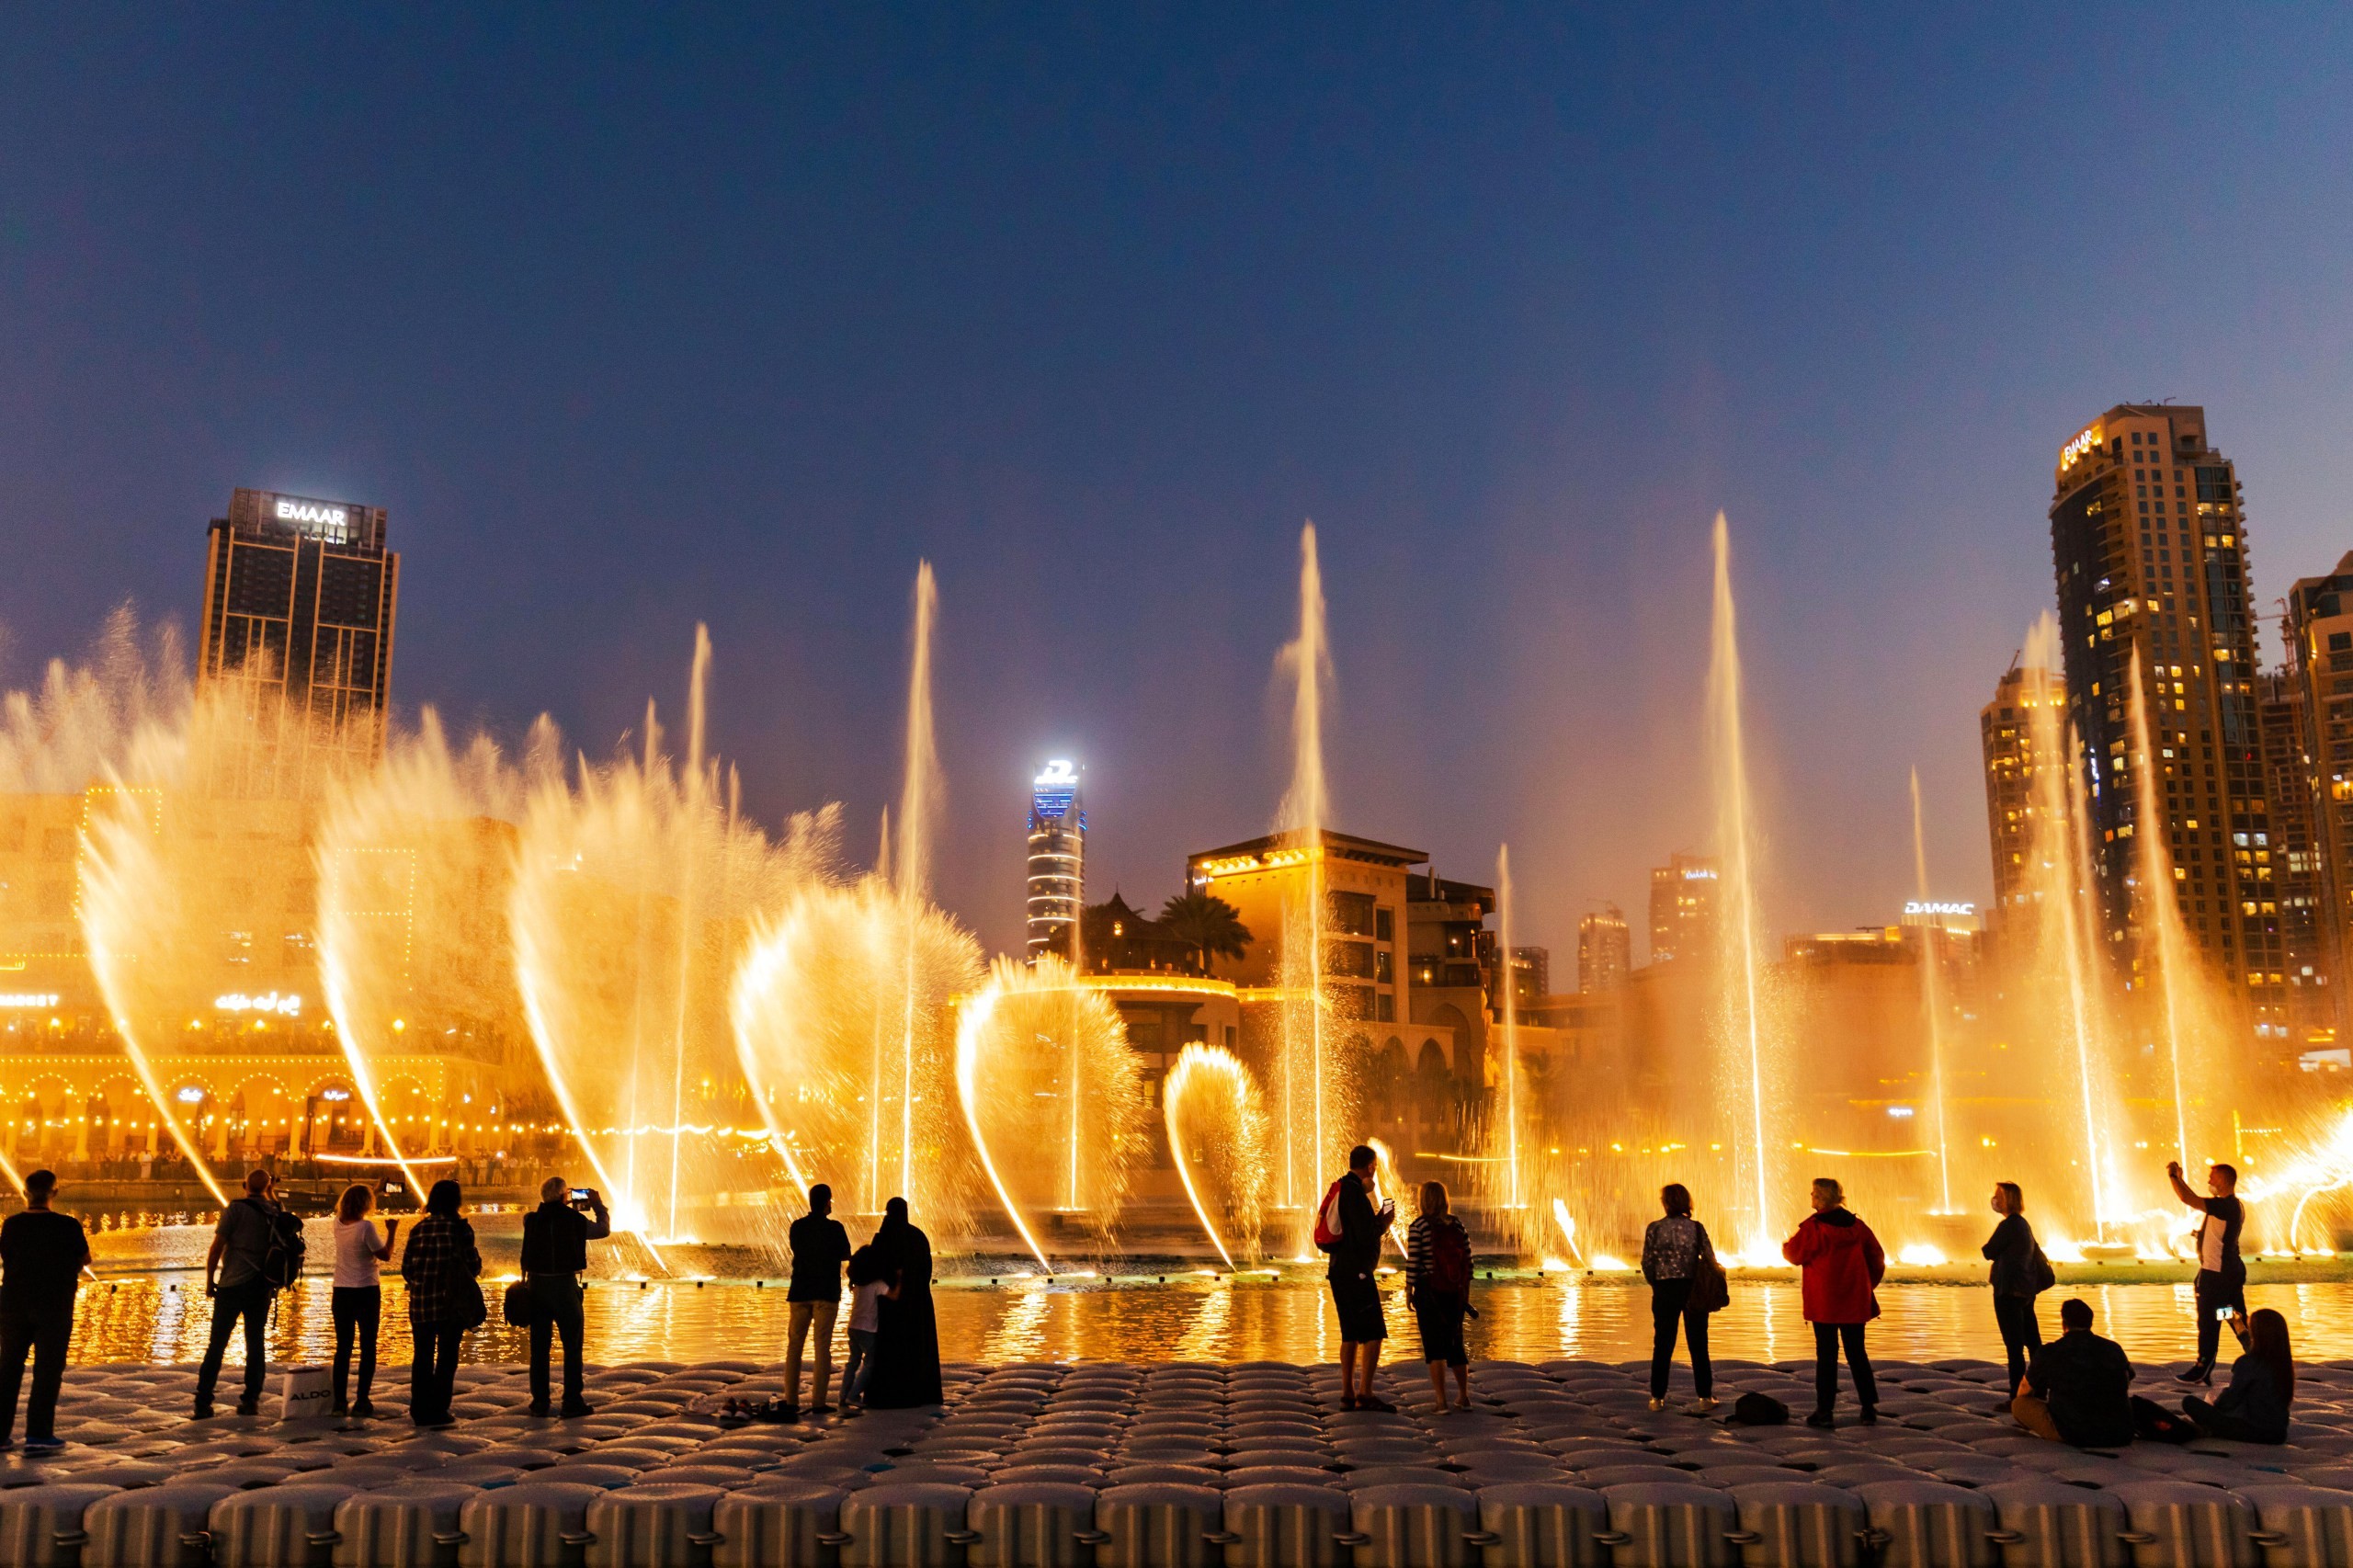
top-left (276, 1366), bottom-right (333, 1423)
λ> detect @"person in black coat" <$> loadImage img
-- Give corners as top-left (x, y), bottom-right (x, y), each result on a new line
top-left (519, 1175), bottom-right (609, 1418)
top-left (859, 1198), bottom-right (942, 1408)
top-left (1326, 1143), bottom-right (1397, 1412)
top-left (1981, 1181), bottom-right (2046, 1398)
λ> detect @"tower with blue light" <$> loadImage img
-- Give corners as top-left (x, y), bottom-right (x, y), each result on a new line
top-left (1027, 759), bottom-right (1085, 961)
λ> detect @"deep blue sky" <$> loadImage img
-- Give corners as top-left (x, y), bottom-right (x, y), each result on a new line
top-left (6, 8), bottom-right (2351, 961)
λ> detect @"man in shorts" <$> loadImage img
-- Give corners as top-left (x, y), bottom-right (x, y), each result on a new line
top-left (1326, 1144), bottom-right (1396, 1411)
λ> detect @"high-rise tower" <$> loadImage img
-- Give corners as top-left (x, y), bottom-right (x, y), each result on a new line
top-left (1026, 759), bottom-right (1085, 961)
top-left (199, 487), bottom-right (399, 798)
top-left (1577, 905), bottom-right (1631, 991)
top-left (2047, 405), bottom-right (2283, 1031)
top-left (1647, 854), bottom-right (1719, 965)
top-left (1979, 653), bottom-right (2068, 926)
top-left (2283, 552), bottom-right (2353, 1031)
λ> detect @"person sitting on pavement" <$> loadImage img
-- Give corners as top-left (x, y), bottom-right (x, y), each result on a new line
top-left (2014, 1297), bottom-right (2136, 1448)
top-left (2182, 1307), bottom-right (2293, 1445)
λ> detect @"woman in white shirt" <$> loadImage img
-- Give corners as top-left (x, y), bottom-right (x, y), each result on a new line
top-left (331, 1184), bottom-right (398, 1417)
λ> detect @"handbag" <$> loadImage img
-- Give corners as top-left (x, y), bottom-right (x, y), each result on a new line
top-left (504, 1280), bottom-right (540, 1328)
top-left (460, 1278), bottom-right (490, 1332)
top-left (1690, 1223), bottom-right (1731, 1315)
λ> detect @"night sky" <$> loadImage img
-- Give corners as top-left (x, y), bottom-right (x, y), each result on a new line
top-left (6, 9), bottom-right (2351, 962)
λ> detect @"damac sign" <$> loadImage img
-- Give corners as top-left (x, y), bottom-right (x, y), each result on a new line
top-left (275, 498), bottom-right (349, 531)
top-left (1904, 901), bottom-right (1975, 917)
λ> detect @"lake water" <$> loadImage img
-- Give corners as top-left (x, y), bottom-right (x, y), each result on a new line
top-left (63, 1213), bottom-right (2353, 1370)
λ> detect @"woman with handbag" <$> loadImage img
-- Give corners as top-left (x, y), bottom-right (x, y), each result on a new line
top-left (1983, 1181), bottom-right (2052, 1400)
top-left (400, 1180), bottom-right (483, 1428)
top-left (1642, 1184), bottom-right (1722, 1414)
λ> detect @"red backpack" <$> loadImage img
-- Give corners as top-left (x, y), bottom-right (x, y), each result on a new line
top-left (1313, 1179), bottom-right (1347, 1253)
top-left (1428, 1219), bottom-right (1472, 1295)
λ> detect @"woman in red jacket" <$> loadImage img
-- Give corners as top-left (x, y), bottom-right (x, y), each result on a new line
top-left (1781, 1176), bottom-right (1886, 1428)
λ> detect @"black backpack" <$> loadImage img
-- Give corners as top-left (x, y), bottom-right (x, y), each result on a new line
top-left (251, 1199), bottom-right (306, 1291)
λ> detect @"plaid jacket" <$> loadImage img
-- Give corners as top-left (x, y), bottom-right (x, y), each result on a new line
top-left (400, 1214), bottom-right (481, 1324)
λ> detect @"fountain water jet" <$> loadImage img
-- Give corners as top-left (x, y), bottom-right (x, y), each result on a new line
top-left (1162, 1043), bottom-right (1270, 1267)
top-left (894, 564), bottom-right (942, 1214)
top-left (1494, 844), bottom-right (1526, 1218)
top-left (1271, 523), bottom-right (1337, 1238)
top-left (1907, 768), bottom-right (1955, 1213)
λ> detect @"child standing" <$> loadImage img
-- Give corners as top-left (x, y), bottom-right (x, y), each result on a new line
top-left (841, 1245), bottom-right (895, 1407)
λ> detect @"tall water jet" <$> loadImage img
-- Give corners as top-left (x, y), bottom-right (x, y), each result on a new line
top-left (1706, 513), bottom-right (1779, 1255)
top-left (953, 954), bottom-right (1144, 1267)
top-left (733, 877), bottom-right (982, 1220)
top-left (1271, 523), bottom-right (1336, 1236)
top-left (1494, 844), bottom-right (1526, 1218)
top-left (893, 564), bottom-right (942, 1214)
top-left (664, 626), bottom-right (714, 1240)
top-left (1162, 1043), bottom-right (1270, 1267)
top-left (1907, 768), bottom-right (1954, 1213)
top-left (2126, 659), bottom-right (2222, 1172)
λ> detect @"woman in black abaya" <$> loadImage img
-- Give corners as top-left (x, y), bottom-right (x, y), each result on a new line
top-left (861, 1197), bottom-right (942, 1407)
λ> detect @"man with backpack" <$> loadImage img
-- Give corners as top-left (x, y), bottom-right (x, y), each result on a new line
top-left (1318, 1143), bottom-right (1396, 1411)
top-left (196, 1169), bottom-right (298, 1418)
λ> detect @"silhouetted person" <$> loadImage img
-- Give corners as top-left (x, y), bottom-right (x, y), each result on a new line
top-left (2014, 1297), bottom-right (2135, 1447)
top-left (2184, 1307), bottom-right (2292, 1444)
top-left (195, 1168), bottom-right (280, 1418)
top-left (401, 1180), bottom-right (481, 1428)
top-left (1982, 1181), bottom-right (2048, 1398)
top-left (2166, 1158), bottom-right (2245, 1382)
top-left (1404, 1180), bottom-right (1473, 1411)
top-left (842, 1244), bottom-right (895, 1408)
top-left (860, 1198), bottom-right (941, 1408)
top-left (519, 1176), bottom-right (608, 1418)
top-left (785, 1183), bottom-right (853, 1416)
top-left (331, 1183), bottom-right (397, 1417)
top-left (1323, 1143), bottom-right (1396, 1411)
top-left (0, 1170), bottom-right (89, 1451)
top-left (1643, 1183), bottom-right (1719, 1415)
top-left (1783, 1176), bottom-right (1884, 1428)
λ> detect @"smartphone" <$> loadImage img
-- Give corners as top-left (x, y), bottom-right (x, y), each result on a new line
top-left (2214, 1306), bottom-right (2236, 1321)
top-left (568, 1188), bottom-right (592, 1203)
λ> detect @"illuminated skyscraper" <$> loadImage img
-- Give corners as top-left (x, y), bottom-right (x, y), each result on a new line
top-left (1647, 854), bottom-right (1719, 965)
top-left (1577, 905), bottom-right (1631, 992)
top-left (1026, 759), bottom-right (1085, 960)
top-left (1978, 653), bottom-right (2067, 924)
top-left (2047, 405), bottom-right (2284, 1032)
top-left (2283, 553), bottom-right (2353, 1032)
top-left (199, 487), bottom-right (399, 798)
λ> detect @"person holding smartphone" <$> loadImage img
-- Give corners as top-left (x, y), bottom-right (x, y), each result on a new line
top-left (2165, 1159), bottom-right (2245, 1384)
top-left (1324, 1144), bottom-right (1397, 1412)
top-left (520, 1175), bottom-right (609, 1418)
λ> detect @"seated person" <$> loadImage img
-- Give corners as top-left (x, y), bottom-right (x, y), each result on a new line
top-left (2183, 1307), bottom-right (2292, 1444)
top-left (2014, 1297), bottom-right (2134, 1448)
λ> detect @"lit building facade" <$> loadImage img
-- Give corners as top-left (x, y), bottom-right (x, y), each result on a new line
top-left (1979, 654), bottom-right (2068, 925)
top-left (2285, 553), bottom-right (2353, 1035)
top-left (1577, 904), bottom-right (1631, 992)
top-left (1647, 853), bottom-right (1720, 965)
top-left (1025, 759), bottom-right (1084, 961)
top-left (199, 488), bottom-right (400, 799)
top-left (2047, 405), bottom-right (2284, 1035)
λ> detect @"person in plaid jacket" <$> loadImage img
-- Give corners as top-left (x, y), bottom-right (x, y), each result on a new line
top-left (400, 1181), bottom-right (481, 1427)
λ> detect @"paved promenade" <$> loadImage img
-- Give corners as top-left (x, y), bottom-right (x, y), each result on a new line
top-left (6, 1355), bottom-right (2351, 1564)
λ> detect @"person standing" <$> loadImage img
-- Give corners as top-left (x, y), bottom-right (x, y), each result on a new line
top-left (1641, 1183), bottom-right (1719, 1415)
top-left (1404, 1180), bottom-right (1473, 1411)
top-left (1322, 1144), bottom-right (1397, 1412)
top-left (194, 1168), bottom-right (281, 1418)
top-left (861, 1198), bottom-right (941, 1409)
top-left (2013, 1297), bottom-right (2136, 1447)
top-left (401, 1180), bottom-right (482, 1428)
top-left (840, 1244), bottom-right (893, 1409)
top-left (331, 1184), bottom-right (397, 1418)
top-left (2183, 1307), bottom-right (2294, 1444)
top-left (0, 1171), bottom-right (89, 1452)
top-left (1981, 1182), bottom-right (2049, 1400)
top-left (519, 1176), bottom-right (608, 1419)
top-left (2165, 1159), bottom-right (2245, 1383)
top-left (785, 1184), bottom-right (853, 1418)
top-left (1782, 1176), bottom-right (1885, 1428)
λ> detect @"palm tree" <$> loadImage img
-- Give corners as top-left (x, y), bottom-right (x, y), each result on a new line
top-left (1159, 890), bottom-right (1253, 976)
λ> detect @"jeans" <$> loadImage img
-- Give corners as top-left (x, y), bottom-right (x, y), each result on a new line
top-left (1813, 1321), bottom-right (1877, 1415)
top-left (526, 1275), bottom-right (586, 1411)
top-left (0, 1307), bottom-right (72, 1443)
top-left (2194, 1267), bottom-right (2246, 1369)
top-left (410, 1318), bottom-right (463, 1424)
top-left (2183, 1393), bottom-right (2284, 1444)
top-left (1648, 1278), bottom-right (1712, 1399)
top-left (787, 1299), bottom-right (838, 1406)
top-left (332, 1287), bottom-right (380, 1410)
top-left (1993, 1294), bottom-right (2042, 1394)
top-left (195, 1281), bottom-right (271, 1413)
top-left (843, 1327), bottom-right (878, 1404)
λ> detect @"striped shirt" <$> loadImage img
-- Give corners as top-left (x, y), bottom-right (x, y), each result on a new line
top-left (1405, 1214), bottom-right (1467, 1292)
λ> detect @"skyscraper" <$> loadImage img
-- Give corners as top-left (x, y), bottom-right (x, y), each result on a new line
top-left (2284, 552), bottom-right (2353, 1030)
top-left (1026, 759), bottom-right (1085, 960)
top-left (199, 487), bottom-right (399, 798)
top-left (1577, 905), bottom-right (1631, 992)
top-left (2046, 405), bottom-right (2283, 1032)
top-left (1979, 653), bottom-right (2067, 924)
top-left (1647, 854), bottom-right (1719, 965)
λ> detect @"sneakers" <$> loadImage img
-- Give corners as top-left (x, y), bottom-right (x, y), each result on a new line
top-left (1804, 1410), bottom-right (1836, 1429)
top-left (2176, 1364), bottom-right (2213, 1386)
top-left (190, 1403), bottom-right (214, 1421)
top-left (1357, 1396), bottom-right (1399, 1414)
top-left (1646, 1396), bottom-right (1669, 1413)
top-left (351, 1399), bottom-right (376, 1419)
top-left (529, 1404), bottom-right (553, 1419)
top-left (235, 1400), bottom-right (260, 1418)
top-left (1857, 1406), bottom-right (1878, 1426)
top-left (23, 1437), bottom-right (63, 1454)
top-left (330, 1403), bottom-right (348, 1419)
top-left (1686, 1398), bottom-right (1719, 1416)
top-left (559, 1402), bottom-right (596, 1419)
